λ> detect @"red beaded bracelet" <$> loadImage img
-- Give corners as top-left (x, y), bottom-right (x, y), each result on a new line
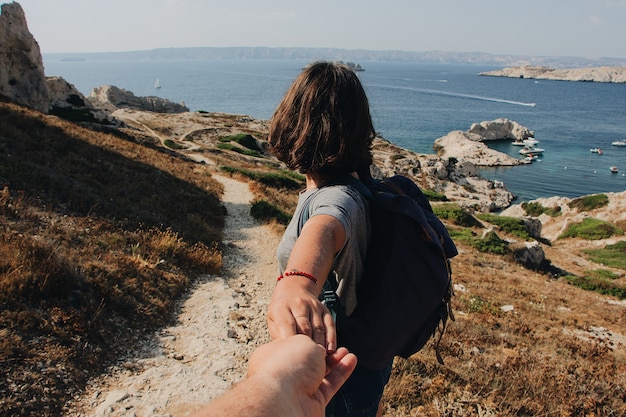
top-left (277, 270), bottom-right (318, 284)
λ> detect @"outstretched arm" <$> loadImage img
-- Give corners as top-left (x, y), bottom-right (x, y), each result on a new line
top-left (267, 214), bottom-right (345, 352)
top-left (189, 335), bottom-right (357, 417)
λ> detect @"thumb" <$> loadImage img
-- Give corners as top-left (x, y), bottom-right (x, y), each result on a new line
top-left (318, 350), bottom-right (357, 404)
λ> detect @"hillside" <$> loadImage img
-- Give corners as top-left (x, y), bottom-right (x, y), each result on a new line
top-left (1, 102), bottom-right (625, 416)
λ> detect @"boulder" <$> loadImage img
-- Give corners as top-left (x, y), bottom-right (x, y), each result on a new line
top-left (47, 76), bottom-right (111, 123)
top-left (467, 118), bottom-right (534, 141)
top-left (88, 85), bottom-right (189, 114)
top-left (0, 2), bottom-right (49, 112)
top-left (510, 241), bottom-right (550, 271)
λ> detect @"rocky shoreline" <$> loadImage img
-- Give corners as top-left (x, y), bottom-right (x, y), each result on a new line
top-left (0, 2), bottom-right (621, 213)
top-left (479, 65), bottom-right (626, 83)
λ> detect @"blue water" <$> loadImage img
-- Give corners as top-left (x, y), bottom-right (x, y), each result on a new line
top-left (43, 58), bottom-right (626, 202)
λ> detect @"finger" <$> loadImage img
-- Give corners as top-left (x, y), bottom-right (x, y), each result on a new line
top-left (269, 319), bottom-right (298, 340)
top-left (294, 315), bottom-right (313, 337)
top-left (325, 347), bottom-right (350, 369)
top-left (319, 351), bottom-right (357, 403)
top-left (323, 310), bottom-right (337, 353)
top-left (310, 313), bottom-right (327, 347)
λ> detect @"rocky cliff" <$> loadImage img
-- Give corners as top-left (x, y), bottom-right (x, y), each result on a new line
top-left (0, 2), bottom-right (49, 112)
top-left (88, 85), bottom-right (189, 114)
top-left (1, 2), bottom-right (188, 118)
top-left (434, 119), bottom-right (530, 167)
top-left (479, 66), bottom-right (626, 83)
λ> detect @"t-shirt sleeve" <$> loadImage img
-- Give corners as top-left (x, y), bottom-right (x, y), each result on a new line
top-left (307, 185), bottom-right (364, 236)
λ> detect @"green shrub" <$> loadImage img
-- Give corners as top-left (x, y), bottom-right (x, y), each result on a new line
top-left (278, 170), bottom-right (306, 182)
top-left (216, 142), bottom-right (260, 157)
top-left (476, 213), bottom-right (531, 240)
top-left (559, 218), bottom-right (623, 240)
top-left (447, 227), bottom-right (477, 245)
top-left (521, 201), bottom-right (561, 217)
top-left (163, 139), bottom-right (184, 150)
top-left (568, 194), bottom-right (609, 211)
top-left (584, 241), bottom-right (626, 270)
top-left (220, 166), bottom-right (303, 190)
top-left (423, 189), bottom-right (448, 202)
top-left (564, 271), bottom-right (626, 299)
top-left (250, 200), bottom-right (292, 224)
top-left (472, 230), bottom-right (509, 254)
top-left (432, 203), bottom-right (480, 227)
top-left (219, 133), bottom-right (263, 152)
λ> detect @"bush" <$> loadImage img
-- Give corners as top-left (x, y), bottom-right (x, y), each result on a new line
top-left (250, 200), bottom-right (292, 224)
top-left (422, 189), bottom-right (448, 202)
top-left (559, 218), bottom-right (623, 240)
top-left (476, 213), bottom-right (531, 240)
top-left (216, 142), bottom-right (260, 157)
top-left (568, 194), bottom-right (609, 211)
top-left (584, 241), bottom-right (626, 270)
top-left (432, 203), bottom-right (481, 227)
top-left (219, 133), bottom-right (263, 153)
top-left (472, 230), bottom-right (509, 254)
top-left (564, 271), bottom-right (626, 299)
top-left (521, 201), bottom-right (562, 217)
top-left (220, 166), bottom-right (304, 190)
top-left (164, 139), bottom-right (184, 150)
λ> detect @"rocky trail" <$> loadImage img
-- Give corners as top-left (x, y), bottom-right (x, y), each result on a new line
top-left (68, 174), bottom-right (278, 417)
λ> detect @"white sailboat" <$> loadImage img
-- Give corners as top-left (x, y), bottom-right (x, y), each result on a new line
top-left (154, 78), bottom-right (161, 89)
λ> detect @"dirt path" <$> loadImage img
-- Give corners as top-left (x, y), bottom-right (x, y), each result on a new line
top-left (68, 174), bottom-right (278, 417)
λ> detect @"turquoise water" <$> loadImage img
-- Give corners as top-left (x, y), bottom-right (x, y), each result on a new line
top-left (43, 58), bottom-right (626, 202)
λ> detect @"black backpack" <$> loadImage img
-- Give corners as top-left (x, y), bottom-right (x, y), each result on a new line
top-left (299, 173), bottom-right (458, 370)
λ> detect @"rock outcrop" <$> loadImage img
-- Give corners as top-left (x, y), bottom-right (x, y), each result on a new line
top-left (47, 76), bottom-right (112, 123)
top-left (433, 119), bottom-right (536, 168)
top-left (88, 85), bottom-right (189, 114)
top-left (434, 130), bottom-right (523, 167)
top-left (467, 118), bottom-right (534, 141)
top-left (369, 136), bottom-right (515, 211)
top-left (0, 2), bottom-right (49, 112)
top-left (479, 66), bottom-right (626, 83)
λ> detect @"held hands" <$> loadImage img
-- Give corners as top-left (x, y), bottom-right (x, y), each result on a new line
top-left (267, 276), bottom-right (337, 352)
top-left (189, 335), bottom-right (357, 417)
top-left (247, 335), bottom-right (357, 417)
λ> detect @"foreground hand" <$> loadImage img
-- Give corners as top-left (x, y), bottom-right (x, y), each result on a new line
top-left (189, 335), bottom-right (357, 417)
top-left (267, 279), bottom-right (337, 352)
top-left (248, 335), bottom-right (357, 417)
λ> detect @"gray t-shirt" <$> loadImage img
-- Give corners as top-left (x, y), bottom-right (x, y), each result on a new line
top-left (276, 184), bottom-right (370, 316)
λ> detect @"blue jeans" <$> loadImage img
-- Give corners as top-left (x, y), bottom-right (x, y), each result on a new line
top-left (326, 359), bottom-right (393, 417)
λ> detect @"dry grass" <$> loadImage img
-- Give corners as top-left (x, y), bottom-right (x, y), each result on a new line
top-left (1, 102), bottom-right (625, 416)
top-left (382, 248), bottom-right (626, 416)
top-left (0, 103), bottom-right (224, 416)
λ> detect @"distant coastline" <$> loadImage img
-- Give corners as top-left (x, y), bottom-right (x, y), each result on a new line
top-left (479, 65), bottom-right (626, 83)
top-left (42, 46), bottom-right (626, 69)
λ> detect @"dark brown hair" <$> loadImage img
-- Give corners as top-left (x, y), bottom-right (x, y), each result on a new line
top-left (268, 62), bottom-right (374, 177)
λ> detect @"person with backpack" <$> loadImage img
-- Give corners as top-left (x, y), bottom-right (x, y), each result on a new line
top-left (266, 61), bottom-right (457, 417)
top-left (266, 61), bottom-right (387, 417)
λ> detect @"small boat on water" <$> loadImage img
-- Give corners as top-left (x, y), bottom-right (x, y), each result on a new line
top-left (523, 154), bottom-right (539, 162)
top-left (610, 166), bottom-right (619, 173)
top-left (519, 146), bottom-right (544, 155)
top-left (512, 139), bottom-right (525, 146)
top-left (612, 140), bottom-right (626, 147)
top-left (154, 78), bottom-right (161, 89)
top-left (590, 148), bottom-right (603, 154)
top-left (523, 138), bottom-right (539, 146)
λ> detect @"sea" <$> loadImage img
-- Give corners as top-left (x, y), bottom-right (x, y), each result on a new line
top-left (42, 58), bottom-right (626, 203)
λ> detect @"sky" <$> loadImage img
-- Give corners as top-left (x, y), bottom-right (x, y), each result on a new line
top-left (6, 0), bottom-right (626, 59)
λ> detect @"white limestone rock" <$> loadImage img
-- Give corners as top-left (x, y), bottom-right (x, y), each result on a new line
top-left (0, 2), bottom-right (49, 112)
